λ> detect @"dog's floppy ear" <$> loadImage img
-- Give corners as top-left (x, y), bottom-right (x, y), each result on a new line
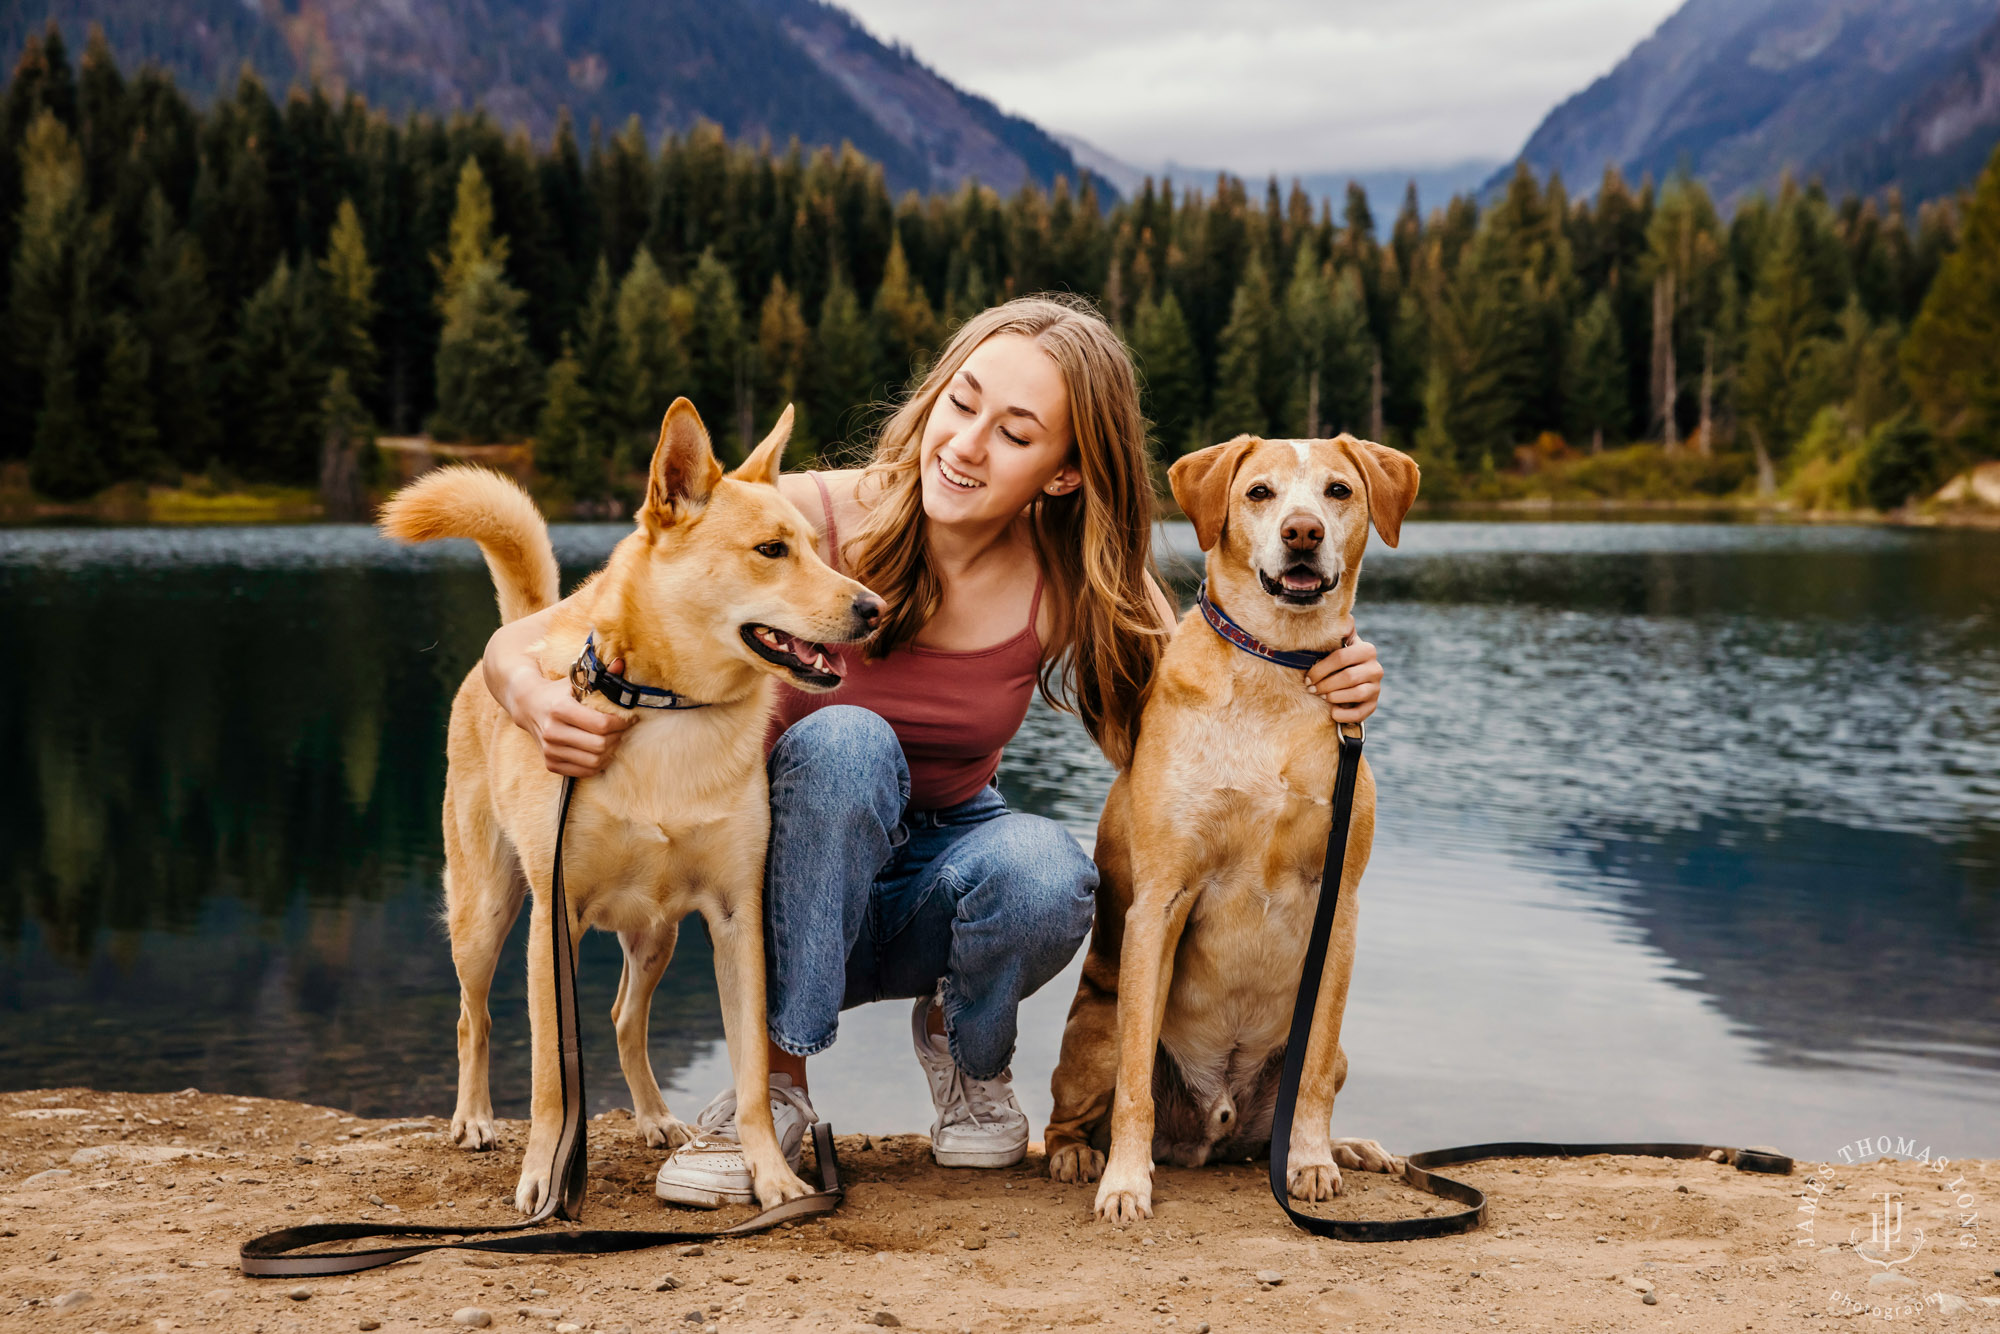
top-left (640, 398), bottom-right (725, 537)
top-left (731, 404), bottom-right (793, 487)
top-left (1168, 436), bottom-right (1258, 551)
top-left (1345, 435), bottom-right (1420, 548)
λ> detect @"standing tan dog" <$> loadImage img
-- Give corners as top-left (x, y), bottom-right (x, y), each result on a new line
top-left (380, 400), bottom-right (882, 1215)
top-left (1045, 433), bottom-right (1419, 1223)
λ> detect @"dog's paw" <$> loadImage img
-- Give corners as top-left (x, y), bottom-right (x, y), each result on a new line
top-left (451, 1111), bottom-right (497, 1151)
top-left (1047, 1141), bottom-right (1105, 1184)
top-left (1332, 1137), bottom-right (1404, 1175)
top-left (1287, 1159), bottom-right (1344, 1202)
top-left (513, 1162), bottom-right (554, 1215)
top-left (752, 1162), bottom-right (816, 1210)
top-left (636, 1111), bottom-right (693, 1150)
top-left (1093, 1166), bottom-right (1154, 1225)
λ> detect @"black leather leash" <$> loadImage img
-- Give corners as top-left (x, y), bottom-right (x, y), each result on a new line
top-left (242, 776), bottom-right (843, 1276)
top-left (1265, 720), bottom-right (1793, 1242)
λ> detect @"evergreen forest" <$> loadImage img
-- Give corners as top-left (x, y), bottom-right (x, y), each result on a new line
top-left (7, 22), bottom-right (2000, 515)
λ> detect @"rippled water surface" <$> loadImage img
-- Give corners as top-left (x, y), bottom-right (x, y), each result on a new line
top-left (2, 517), bottom-right (1996, 1161)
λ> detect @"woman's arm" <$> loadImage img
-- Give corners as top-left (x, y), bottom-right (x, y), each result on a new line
top-left (482, 603), bottom-right (634, 777)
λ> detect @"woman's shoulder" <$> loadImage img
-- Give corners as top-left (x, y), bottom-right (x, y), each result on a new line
top-left (777, 468), bottom-right (868, 562)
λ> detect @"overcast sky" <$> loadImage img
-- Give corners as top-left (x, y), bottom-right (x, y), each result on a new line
top-left (836, 0), bottom-right (1685, 175)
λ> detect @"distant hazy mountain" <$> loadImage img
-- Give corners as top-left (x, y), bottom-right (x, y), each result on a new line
top-left (1056, 133), bottom-right (1499, 232)
top-left (5, 0), bottom-right (1098, 197)
top-left (1493, 0), bottom-right (2000, 206)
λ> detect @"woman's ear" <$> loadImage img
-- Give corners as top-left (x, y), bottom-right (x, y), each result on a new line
top-left (1167, 436), bottom-right (1257, 551)
top-left (1042, 461), bottom-right (1083, 497)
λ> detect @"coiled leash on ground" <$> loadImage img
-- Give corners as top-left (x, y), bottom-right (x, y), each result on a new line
top-left (1265, 720), bottom-right (1794, 1242)
top-left (243, 770), bottom-right (843, 1277)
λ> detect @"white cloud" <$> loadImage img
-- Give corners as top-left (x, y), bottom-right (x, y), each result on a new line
top-left (834, 0), bottom-right (1684, 174)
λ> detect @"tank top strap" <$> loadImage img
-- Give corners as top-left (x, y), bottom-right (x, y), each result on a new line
top-left (808, 471), bottom-right (842, 573)
top-left (1026, 568), bottom-right (1045, 646)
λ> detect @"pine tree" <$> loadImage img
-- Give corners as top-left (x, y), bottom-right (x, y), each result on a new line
top-left (1740, 209), bottom-right (1837, 493)
top-left (872, 232), bottom-right (938, 392)
top-left (98, 311), bottom-right (159, 476)
top-left (615, 248), bottom-right (686, 437)
top-left (1211, 251), bottom-right (1280, 438)
top-left (430, 260), bottom-right (542, 443)
top-left (809, 265), bottom-right (877, 456)
top-left (1565, 290), bottom-right (1626, 452)
top-left (227, 258), bottom-right (326, 482)
top-left (534, 257), bottom-right (629, 495)
top-left (11, 110), bottom-right (110, 492)
top-left (1903, 144), bottom-right (2000, 461)
top-left (429, 159), bottom-right (539, 443)
top-left (1282, 250), bottom-right (1372, 437)
top-left (756, 274), bottom-right (812, 454)
top-left (319, 367), bottom-right (374, 519)
top-left (320, 197), bottom-right (380, 404)
top-left (683, 247), bottom-right (745, 454)
top-left (1130, 286), bottom-right (1201, 456)
top-left (135, 188), bottom-right (218, 471)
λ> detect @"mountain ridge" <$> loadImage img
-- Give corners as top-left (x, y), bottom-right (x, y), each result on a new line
top-left (1492, 0), bottom-right (2000, 207)
top-left (3, 0), bottom-right (1103, 198)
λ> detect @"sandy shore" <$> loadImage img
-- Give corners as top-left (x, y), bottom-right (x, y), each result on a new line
top-left (3, 1088), bottom-right (1995, 1331)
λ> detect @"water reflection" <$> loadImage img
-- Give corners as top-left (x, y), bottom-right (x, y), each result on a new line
top-left (1, 519), bottom-right (1997, 1154)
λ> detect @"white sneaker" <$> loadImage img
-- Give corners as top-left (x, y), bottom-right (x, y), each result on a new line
top-left (911, 987), bottom-right (1028, 1168)
top-left (654, 1074), bottom-right (818, 1209)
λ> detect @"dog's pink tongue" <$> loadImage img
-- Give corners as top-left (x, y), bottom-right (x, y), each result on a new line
top-left (1281, 569), bottom-right (1321, 591)
top-left (786, 634), bottom-right (845, 679)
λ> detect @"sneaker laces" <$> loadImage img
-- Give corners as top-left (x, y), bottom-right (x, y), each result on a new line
top-left (935, 1062), bottom-right (1020, 1131)
top-left (679, 1078), bottom-right (816, 1150)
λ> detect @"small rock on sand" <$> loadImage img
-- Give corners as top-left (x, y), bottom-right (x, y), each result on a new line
top-left (23, 1168), bottom-right (73, 1187)
top-left (556, 1325), bottom-right (582, 1334)
top-left (287, 1287), bottom-right (311, 1301)
top-left (1934, 1294), bottom-right (1970, 1315)
top-left (655, 1275), bottom-right (681, 1291)
top-left (358, 1320), bottom-right (380, 1331)
top-left (451, 1307), bottom-right (492, 1327)
top-left (871, 1313), bottom-right (902, 1328)
top-left (676, 1244), bottom-right (705, 1257)
top-left (1868, 1273), bottom-right (1917, 1293)
top-left (1642, 1291), bottom-right (1659, 1305)
top-left (52, 1290), bottom-right (92, 1312)
top-left (1256, 1270), bottom-right (1285, 1286)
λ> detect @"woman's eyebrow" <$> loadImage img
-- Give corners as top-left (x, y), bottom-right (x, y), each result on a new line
top-left (959, 372), bottom-right (1043, 427)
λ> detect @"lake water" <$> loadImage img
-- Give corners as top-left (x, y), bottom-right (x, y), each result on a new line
top-left (2, 517), bottom-right (1997, 1165)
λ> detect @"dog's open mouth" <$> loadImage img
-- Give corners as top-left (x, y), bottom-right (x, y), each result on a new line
top-left (1259, 565), bottom-right (1337, 605)
top-left (741, 624), bottom-right (847, 688)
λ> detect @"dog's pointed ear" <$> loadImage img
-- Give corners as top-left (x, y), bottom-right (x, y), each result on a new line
top-left (732, 404), bottom-right (793, 487)
top-left (1168, 436), bottom-right (1258, 552)
top-left (1345, 435), bottom-right (1420, 548)
top-left (640, 398), bottom-right (725, 537)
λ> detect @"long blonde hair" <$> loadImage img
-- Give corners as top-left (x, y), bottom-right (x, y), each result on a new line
top-left (846, 294), bottom-right (1166, 768)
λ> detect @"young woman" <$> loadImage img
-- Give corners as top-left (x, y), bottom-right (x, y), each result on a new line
top-left (482, 295), bottom-right (1384, 1204)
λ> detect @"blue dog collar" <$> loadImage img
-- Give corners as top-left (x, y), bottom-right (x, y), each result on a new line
top-left (1195, 581), bottom-right (1336, 671)
top-left (568, 631), bottom-right (711, 710)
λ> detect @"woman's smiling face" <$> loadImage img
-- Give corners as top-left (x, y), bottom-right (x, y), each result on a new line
top-left (917, 332), bottom-right (1080, 526)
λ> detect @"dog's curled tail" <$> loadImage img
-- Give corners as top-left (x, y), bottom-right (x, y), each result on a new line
top-left (379, 466), bottom-right (559, 623)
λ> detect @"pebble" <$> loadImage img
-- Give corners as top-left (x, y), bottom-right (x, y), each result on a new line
top-left (1256, 1269), bottom-right (1285, 1286)
top-left (556, 1325), bottom-right (583, 1334)
top-left (655, 1275), bottom-right (682, 1291)
top-left (52, 1290), bottom-right (92, 1312)
top-left (1868, 1272), bottom-right (1917, 1293)
top-left (368, 1194), bottom-right (385, 1207)
top-left (1641, 1291), bottom-right (1658, 1305)
top-left (1194, 1324), bottom-right (1210, 1334)
top-left (963, 1236), bottom-right (987, 1251)
top-left (871, 1313), bottom-right (902, 1328)
top-left (452, 1307), bottom-right (493, 1328)
top-left (518, 1306), bottom-right (563, 1319)
top-left (677, 1244), bottom-right (706, 1257)
top-left (683, 1312), bottom-right (705, 1324)
top-left (23, 1168), bottom-right (74, 1188)
top-left (287, 1287), bottom-right (312, 1301)
top-left (1934, 1294), bottom-right (1970, 1315)
top-left (359, 1321), bottom-right (380, 1331)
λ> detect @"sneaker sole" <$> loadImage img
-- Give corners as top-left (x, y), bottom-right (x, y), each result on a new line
top-left (931, 1141), bottom-right (1027, 1169)
top-left (654, 1180), bottom-right (748, 1209)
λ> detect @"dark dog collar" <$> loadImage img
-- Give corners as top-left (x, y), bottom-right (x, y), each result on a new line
top-left (568, 631), bottom-right (711, 710)
top-left (1196, 580), bottom-right (1336, 670)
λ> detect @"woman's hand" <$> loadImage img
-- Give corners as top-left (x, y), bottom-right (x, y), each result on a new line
top-left (483, 606), bottom-right (633, 777)
top-left (1303, 623), bottom-right (1382, 725)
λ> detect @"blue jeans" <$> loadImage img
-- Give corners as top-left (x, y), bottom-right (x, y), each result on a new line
top-left (763, 706), bottom-right (1098, 1080)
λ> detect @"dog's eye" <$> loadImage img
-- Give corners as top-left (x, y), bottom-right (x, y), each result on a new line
top-left (754, 541), bottom-right (788, 559)
top-left (1325, 482), bottom-right (1352, 499)
top-left (1245, 484), bottom-right (1274, 501)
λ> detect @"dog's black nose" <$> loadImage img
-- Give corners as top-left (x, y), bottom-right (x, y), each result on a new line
top-left (853, 592), bottom-right (885, 630)
top-left (1281, 512), bottom-right (1324, 552)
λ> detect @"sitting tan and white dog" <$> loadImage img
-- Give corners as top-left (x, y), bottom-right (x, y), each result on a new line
top-left (380, 400), bottom-right (882, 1215)
top-left (1045, 432), bottom-right (1419, 1223)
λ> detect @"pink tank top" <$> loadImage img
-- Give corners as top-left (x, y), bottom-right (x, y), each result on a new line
top-left (769, 473), bottom-right (1043, 810)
